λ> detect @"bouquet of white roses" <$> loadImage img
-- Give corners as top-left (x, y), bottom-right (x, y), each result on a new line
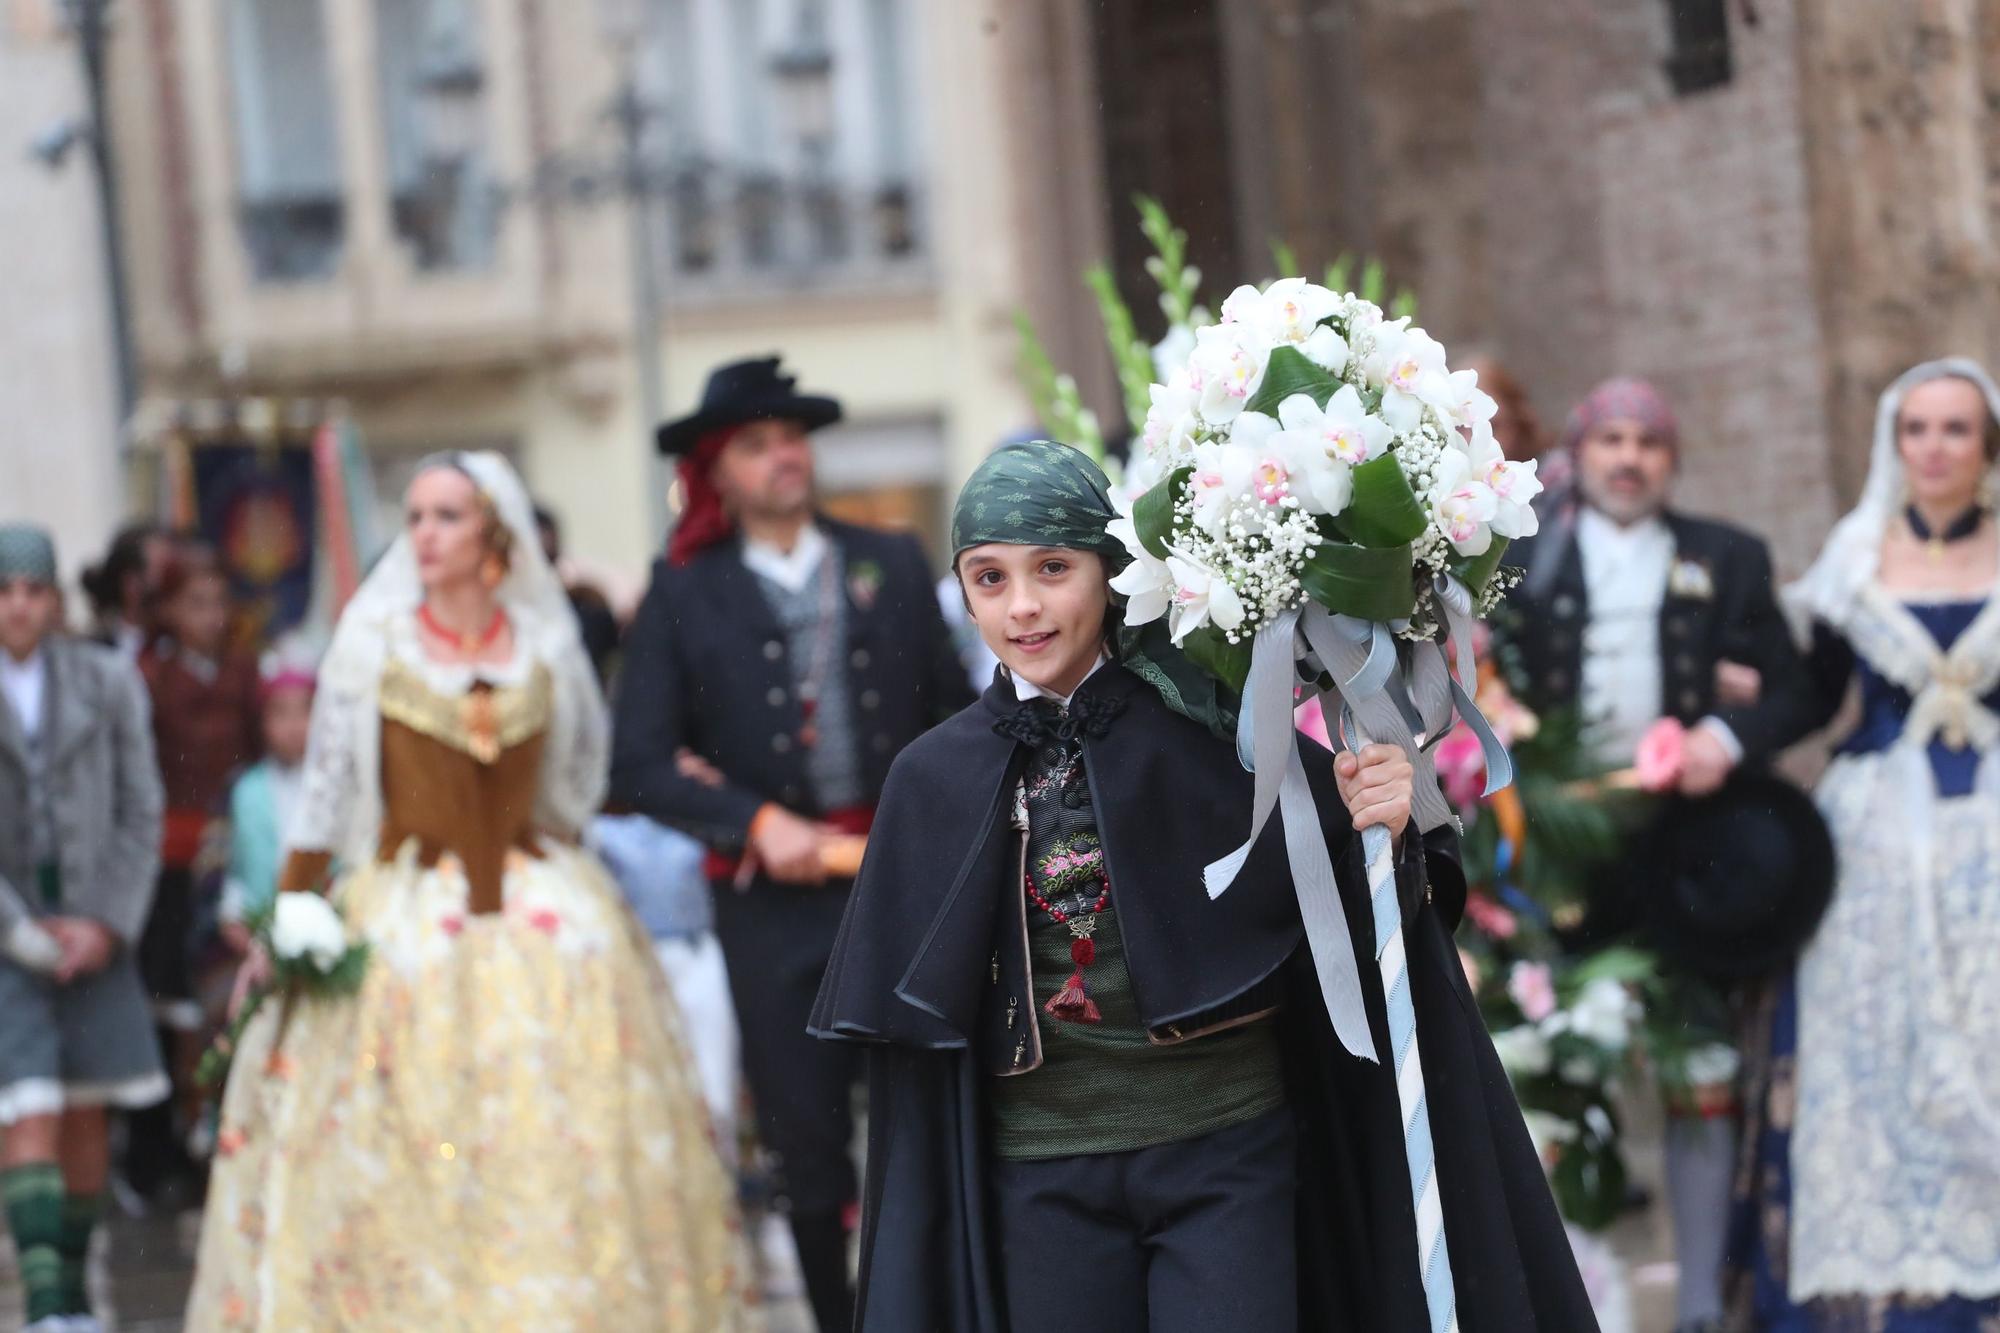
top-left (197, 892), bottom-right (370, 1090)
top-left (1110, 277), bottom-right (1543, 673)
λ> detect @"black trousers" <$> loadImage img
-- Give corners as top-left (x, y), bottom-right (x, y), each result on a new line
top-left (991, 1108), bottom-right (1299, 1333)
top-left (711, 877), bottom-right (858, 1332)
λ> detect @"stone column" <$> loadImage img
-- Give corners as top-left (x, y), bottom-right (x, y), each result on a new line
top-left (1795, 0), bottom-right (2000, 504)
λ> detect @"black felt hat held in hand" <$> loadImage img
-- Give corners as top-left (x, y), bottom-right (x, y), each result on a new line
top-left (1629, 772), bottom-right (1836, 981)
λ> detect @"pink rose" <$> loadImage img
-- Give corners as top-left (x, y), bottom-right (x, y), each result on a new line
top-left (1434, 723), bottom-right (1488, 810)
top-left (1635, 717), bottom-right (1688, 794)
top-left (1507, 961), bottom-right (1558, 1023)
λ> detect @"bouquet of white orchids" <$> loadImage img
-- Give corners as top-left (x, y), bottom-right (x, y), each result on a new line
top-left (1110, 278), bottom-right (1540, 1333)
top-left (1109, 277), bottom-right (1543, 681)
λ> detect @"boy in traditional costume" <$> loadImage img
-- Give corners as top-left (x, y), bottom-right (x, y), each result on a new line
top-left (811, 442), bottom-right (1595, 1332)
top-left (0, 524), bottom-right (167, 1333)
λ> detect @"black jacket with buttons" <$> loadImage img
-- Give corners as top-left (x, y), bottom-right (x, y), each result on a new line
top-left (610, 519), bottom-right (974, 850)
top-left (1498, 507), bottom-right (1812, 764)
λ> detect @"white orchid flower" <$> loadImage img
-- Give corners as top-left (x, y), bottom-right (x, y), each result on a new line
top-left (1439, 369), bottom-right (1498, 433)
top-left (1142, 369), bottom-right (1201, 461)
top-left (1188, 323), bottom-right (1270, 426)
top-left (1469, 434), bottom-right (1543, 539)
top-left (1150, 323), bottom-right (1198, 386)
top-left (1430, 449), bottom-right (1500, 556)
top-left (1372, 325), bottom-right (1453, 434)
top-left (1302, 325), bottom-right (1350, 375)
top-left (1164, 547), bottom-right (1246, 644)
top-left (1266, 386), bottom-right (1393, 517)
top-left (1256, 277), bottom-right (1341, 342)
top-left (1185, 439), bottom-right (1255, 536)
top-left (1105, 517), bottom-right (1175, 628)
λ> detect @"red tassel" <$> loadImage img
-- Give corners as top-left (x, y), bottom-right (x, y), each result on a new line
top-left (1045, 971), bottom-right (1102, 1024)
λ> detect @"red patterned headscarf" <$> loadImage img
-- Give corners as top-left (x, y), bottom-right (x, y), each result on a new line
top-left (1558, 377), bottom-right (1680, 454)
top-left (666, 427), bottom-right (741, 567)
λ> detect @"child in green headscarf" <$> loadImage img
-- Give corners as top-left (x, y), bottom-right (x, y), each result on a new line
top-left (811, 441), bottom-right (1595, 1333)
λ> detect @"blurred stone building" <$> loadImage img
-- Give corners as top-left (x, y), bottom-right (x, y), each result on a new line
top-left (1011, 0), bottom-right (2000, 574)
top-left (8, 0), bottom-right (1998, 580)
top-left (0, 0), bottom-right (127, 587)
top-left (102, 0), bottom-right (1050, 578)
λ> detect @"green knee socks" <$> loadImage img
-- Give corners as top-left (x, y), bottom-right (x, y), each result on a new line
top-left (2, 1162), bottom-right (65, 1322)
top-left (58, 1190), bottom-right (102, 1316)
top-left (1, 1166), bottom-right (101, 1321)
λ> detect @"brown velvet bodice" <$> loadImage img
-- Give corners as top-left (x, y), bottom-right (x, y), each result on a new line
top-left (278, 656), bottom-right (555, 914)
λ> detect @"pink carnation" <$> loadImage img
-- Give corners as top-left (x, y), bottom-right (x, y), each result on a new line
top-left (1508, 961), bottom-right (1559, 1023)
top-left (1636, 717), bottom-right (1687, 794)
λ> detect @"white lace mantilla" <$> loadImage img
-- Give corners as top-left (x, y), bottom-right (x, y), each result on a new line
top-left (1789, 585), bottom-right (2000, 1302)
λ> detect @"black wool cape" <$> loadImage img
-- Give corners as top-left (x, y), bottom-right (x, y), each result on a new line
top-left (809, 666), bottom-right (1598, 1332)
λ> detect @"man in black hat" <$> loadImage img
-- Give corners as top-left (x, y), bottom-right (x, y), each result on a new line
top-left (611, 355), bottom-right (973, 1331)
top-left (1498, 377), bottom-right (1818, 1333)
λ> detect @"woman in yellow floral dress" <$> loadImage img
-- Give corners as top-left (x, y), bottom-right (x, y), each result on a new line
top-left (188, 453), bottom-right (755, 1331)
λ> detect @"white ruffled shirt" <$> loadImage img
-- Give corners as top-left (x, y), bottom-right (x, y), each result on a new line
top-left (1011, 653), bottom-right (1108, 707)
top-left (1575, 506), bottom-right (1741, 766)
top-left (741, 525), bottom-right (829, 595)
top-left (0, 649), bottom-right (46, 742)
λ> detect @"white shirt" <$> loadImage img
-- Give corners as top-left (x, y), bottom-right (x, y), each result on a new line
top-left (741, 525), bottom-right (829, 595)
top-left (1574, 507), bottom-right (1741, 766)
top-left (1011, 653), bottom-right (1108, 707)
top-left (0, 649), bottom-right (46, 742)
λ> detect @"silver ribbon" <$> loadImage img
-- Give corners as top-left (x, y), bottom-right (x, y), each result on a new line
top-left (1203, 584), bottom-right (1519, 1046)
top-left (1203, 609), bottom-right (1377, 1063)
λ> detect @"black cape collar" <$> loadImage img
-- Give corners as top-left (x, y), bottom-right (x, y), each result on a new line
top-left (811, 662), bottom-right (1312, 1048)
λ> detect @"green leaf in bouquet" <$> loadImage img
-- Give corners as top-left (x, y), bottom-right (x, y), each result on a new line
top-left (1559, 946), bottom-right (1657, 995)
top-left (1549, 1113), bottom-right (1629, 1232)
top-left (1132, 465), bottom-right (1190, 560)
top-left (1453, 537), bottom-right (1512, 598)
top-left (1299, 537), bottom-right (1416, 623)
top-left (1179, 625), bottom-right (1255, 695)
top-left (1245, 345), bottom-right (1343, 417)
top-left (1329, 453), bottom-right (1428, 548)
top-left (1085, 263), bottom-right (1155, 435)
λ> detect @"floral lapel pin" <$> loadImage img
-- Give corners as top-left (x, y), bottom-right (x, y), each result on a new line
top-left (848, 559), bottom-right (884, 612)
top-left (1668, 556), bottom-right (1715, 602)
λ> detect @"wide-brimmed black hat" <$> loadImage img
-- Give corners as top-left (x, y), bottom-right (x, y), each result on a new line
top-left (654, 356), bottom-right (842, 456)
top-left (1628, 772), bottom-right (1836, 981)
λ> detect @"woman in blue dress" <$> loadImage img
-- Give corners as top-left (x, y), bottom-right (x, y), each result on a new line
top-left (1736, 358), bottom-right (2000, 1330)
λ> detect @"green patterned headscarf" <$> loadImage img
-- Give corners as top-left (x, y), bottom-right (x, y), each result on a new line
top-left (0, 525), bottom-right (57, 585)
top-left (949, 440), bottom-right (1238, 737)
top-left (949, 439), bottom-right (1127, 563)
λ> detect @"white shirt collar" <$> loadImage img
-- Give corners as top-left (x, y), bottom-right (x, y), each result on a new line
top-left (1575, 504), bottom-right (1671, 554)
top-left (741, 525), bottom-right (829, 595)
top-left (0, 648), bottom-right (48, 740)
top-left (1011, 653), bottom-right (1109, 707)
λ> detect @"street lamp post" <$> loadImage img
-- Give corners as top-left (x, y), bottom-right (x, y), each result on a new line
top-left (52, 0), bottom-right (139, 432)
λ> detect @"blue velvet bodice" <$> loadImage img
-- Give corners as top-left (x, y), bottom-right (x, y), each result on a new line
top-left (1835, 599), bottom-right (1997, 796)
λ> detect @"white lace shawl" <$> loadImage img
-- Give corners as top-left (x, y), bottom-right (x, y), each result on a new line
top-left (285, 452), bottom-right (608, 867)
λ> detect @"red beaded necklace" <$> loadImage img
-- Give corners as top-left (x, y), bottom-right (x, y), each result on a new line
top-left (418, 603), bottom-right (508, 654)
top-left (1025, 864), bottom-right (1111, 1025)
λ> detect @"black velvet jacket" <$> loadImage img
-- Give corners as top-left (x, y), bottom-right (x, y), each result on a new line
top-left (608, 519), bottom-right (973, 847)
top-left (810, 666), bottom-right (1598, 1333)
top-left (1500, 508), bottom-right (1812, 763)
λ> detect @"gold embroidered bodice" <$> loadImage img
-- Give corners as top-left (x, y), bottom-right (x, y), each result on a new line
top-left (374, 657), bottom-right (554, 913)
